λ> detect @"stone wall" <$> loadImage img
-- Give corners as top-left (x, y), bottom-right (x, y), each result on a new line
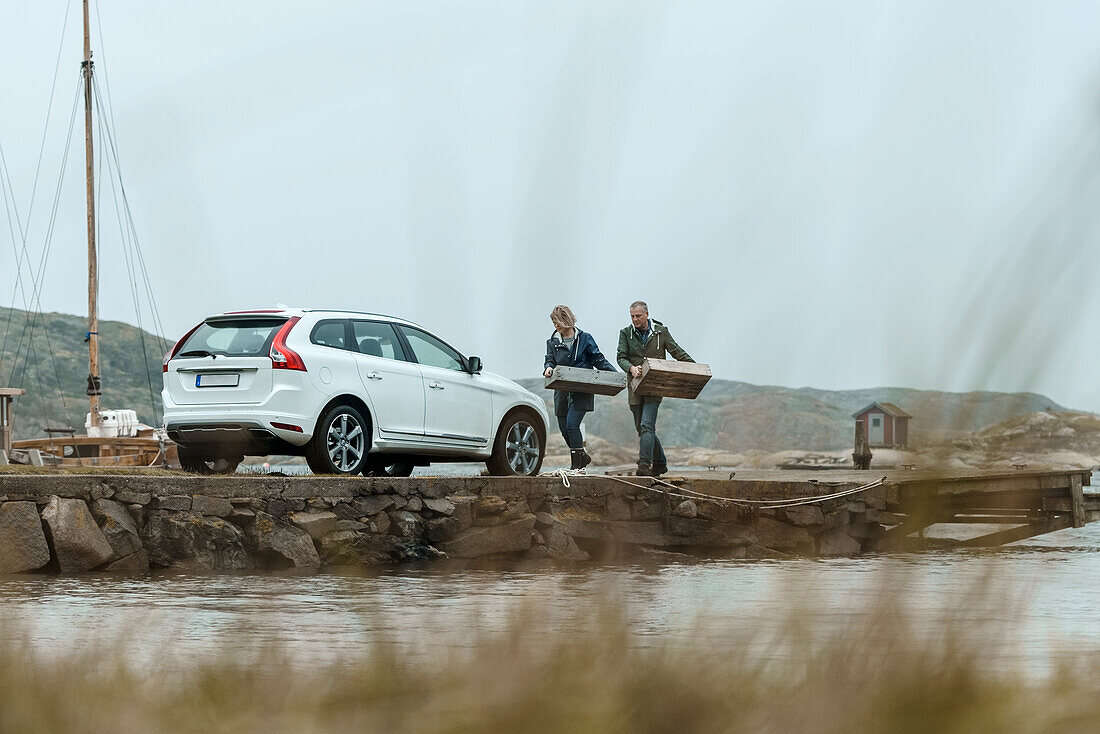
top-left (0, 475), bottom-right (900, 574)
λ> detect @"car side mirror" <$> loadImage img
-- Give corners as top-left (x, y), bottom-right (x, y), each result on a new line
top-left (466, 356), bottom-right (482, 374)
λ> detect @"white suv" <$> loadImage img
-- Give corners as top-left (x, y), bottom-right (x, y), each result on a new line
top-left (162, 308), bottom-right (549, 476)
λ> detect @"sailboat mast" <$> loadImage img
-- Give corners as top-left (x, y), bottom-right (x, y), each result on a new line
top-left (81, 0), bottom-right (100, 427)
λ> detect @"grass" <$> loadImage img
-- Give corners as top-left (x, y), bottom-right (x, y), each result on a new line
top-left (0, 464), bottom-right (186, 476)
top-left (1, 587), bottom-right (1099, 733)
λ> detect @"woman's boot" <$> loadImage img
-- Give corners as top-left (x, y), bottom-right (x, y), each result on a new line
top-left (572, 449), bottom-right (592, 470)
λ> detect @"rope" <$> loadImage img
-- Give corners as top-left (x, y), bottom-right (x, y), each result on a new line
top-left (541, 467), bottom-right (590, 487)
top-left (651, 473), bottom-right (888, 507)
top-left (603, 474), bottom-right (888, 510)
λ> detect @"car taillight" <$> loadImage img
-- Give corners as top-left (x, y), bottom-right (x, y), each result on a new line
top-left (270, 317), bottom-right (306, 371)
top-left (163, 321), bottom-right (204, 373)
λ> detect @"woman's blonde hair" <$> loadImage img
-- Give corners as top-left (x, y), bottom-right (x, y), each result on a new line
top-left (550, 305), bottom-right (577, 329)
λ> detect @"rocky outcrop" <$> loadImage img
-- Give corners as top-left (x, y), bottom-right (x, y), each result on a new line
top-left (41, 496), bottom-right (114, 572)
top-left (141, 511), bottom-right (251, 571)
top-left (242, 512), bottom-right (320, 570)
top-left (440, 514), bottom-right (537, 558)
top-left (817, 529), bottom-right (863, 556)
top-left (89, 499), bottom-right (144, 562)
top-left (0, 501), bottom-right (51, 573)
top-left (288, 511), bottom-right (340, 541)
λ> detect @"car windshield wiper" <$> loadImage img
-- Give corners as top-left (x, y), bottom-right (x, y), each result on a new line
top-left (178, 350), bottom-right (219, 359)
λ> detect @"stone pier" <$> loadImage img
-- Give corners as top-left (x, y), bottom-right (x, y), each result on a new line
top-left (0, 468), bottom-right (1090, 574)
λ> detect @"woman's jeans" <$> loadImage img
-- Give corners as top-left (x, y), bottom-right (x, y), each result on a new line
top-left (557, 408), bottom-right (586, 451)
top-left (630, 400), bottom-right (666, 467)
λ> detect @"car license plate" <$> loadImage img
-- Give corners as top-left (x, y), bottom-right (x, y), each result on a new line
top-left (196, 373), bottom-right (239, 388)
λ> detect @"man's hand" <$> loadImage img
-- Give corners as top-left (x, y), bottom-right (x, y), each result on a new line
top-left (631, 365), bottom-right (643, 378)
top-left (544, 367), bottom-right (554, 378)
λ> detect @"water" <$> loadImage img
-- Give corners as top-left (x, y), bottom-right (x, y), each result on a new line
top-left (1, 472), bottom-right (1097, 673)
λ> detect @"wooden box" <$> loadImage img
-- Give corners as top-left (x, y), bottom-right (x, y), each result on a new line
top-left (545, 366), bottom-right (627, 396)
top-left (629, 359), bottom-right (712, 399)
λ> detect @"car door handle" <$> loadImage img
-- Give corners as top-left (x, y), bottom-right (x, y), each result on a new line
top-left (365, 371), bottom-right (382, 380)
top-left (428, 381), bottom-right (445, 389)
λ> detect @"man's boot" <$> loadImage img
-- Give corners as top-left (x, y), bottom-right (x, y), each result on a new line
top-left (652, 462), bottom-right (668, 477)
top-left (636, 461), bottom-right (654, 477)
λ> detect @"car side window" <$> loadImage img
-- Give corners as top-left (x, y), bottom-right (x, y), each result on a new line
top-left (351, 321), bottom-right (407, 361)
top-left (398, 326), bottom-right (465, 371)
top-left (310, 319), bottom-right (348, 350)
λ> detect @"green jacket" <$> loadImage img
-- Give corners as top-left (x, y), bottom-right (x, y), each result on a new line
top-left (616, 319), bottom-right (693, 405)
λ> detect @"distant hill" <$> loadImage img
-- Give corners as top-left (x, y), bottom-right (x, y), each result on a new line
top-left (517, 378), bottom-right (1069, 453)
top-left (0, 304), bottom-right (1073, 451)
top-left (0, 306), bottom-right (167, 439)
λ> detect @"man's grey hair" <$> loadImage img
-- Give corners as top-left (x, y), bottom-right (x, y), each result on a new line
top-left (629, 300), bottom-right (648, 312)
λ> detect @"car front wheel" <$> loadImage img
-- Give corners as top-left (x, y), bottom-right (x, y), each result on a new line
top-left (486, 413), bottom-right (544, 476)
top-left (306, 404), bottom-right (369, 475)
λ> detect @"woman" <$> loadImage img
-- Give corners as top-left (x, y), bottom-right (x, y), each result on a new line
top-left (543, 305), bottom-right (617, 470)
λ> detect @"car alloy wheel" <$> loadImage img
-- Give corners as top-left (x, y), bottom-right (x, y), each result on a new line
top-left (505, 420), bottom-right (540, 475)
top-left (326, 412), bottom-right (366, 473)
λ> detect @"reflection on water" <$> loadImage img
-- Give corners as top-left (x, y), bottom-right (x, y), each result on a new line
top-left (3, 471), bottom-right (1097, 673)
top-left (1, 521), bottom-right (1098, 672)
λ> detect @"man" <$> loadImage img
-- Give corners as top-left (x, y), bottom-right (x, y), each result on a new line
top-left (616, 301), bottom-right (694, 477)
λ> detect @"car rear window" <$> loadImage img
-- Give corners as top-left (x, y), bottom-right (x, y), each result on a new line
top-left (177, 318), bottom-right (286, 358)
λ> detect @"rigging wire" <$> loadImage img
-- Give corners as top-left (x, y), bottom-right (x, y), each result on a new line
top-left (1, 76), bottom-right (82, 361)
top-left (91, 75), bottom-right (169, 359)
top-left (0, 0), bottom-right (75, 386)
top-left (2, 1), bottom-right (171, 432)
top-left (24, 0), bottom-right (75, 232)
top-left (88, 6), bottom-right (168, 359)
top-left (0, 154), bottom-right (53, 428)
top-left (90, 1), bottom-right (171, 424)
top-left (0, 81), bottom-right (84, 431)
top-left (8, 73), bottom-right (84, 423)
top-left (93, 79), bottom-right (161, 423)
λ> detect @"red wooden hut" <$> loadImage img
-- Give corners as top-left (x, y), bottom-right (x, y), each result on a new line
top-left (852, 402), bottom-right (911, 449)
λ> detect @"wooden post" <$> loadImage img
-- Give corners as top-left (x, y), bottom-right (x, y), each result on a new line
top-left (1069, 473), bottom-right (1086, 529)
top-left (0, 388), bottom-right (26, 456)
top-left (852, 419), bottom-right (872, 470)
top-left (82, 0), bottom-right (101, 427)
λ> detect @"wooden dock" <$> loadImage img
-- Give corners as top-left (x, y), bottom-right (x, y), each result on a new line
top-left (659, 467), bottom-right (1097, 549)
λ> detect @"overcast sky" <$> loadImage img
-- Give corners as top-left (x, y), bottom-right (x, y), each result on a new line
top-left (3, 1), bottom-right (1099, 411)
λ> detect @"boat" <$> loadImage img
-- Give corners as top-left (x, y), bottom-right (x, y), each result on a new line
top-left (4, 1), bottom-right (176, 468)
top-left (777, 453), bottom-right (852, 471)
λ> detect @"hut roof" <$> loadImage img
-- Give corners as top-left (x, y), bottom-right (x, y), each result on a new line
top-left (852, 402), bottom-right (912, 419)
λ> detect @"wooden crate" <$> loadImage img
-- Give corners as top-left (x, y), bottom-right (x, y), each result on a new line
top-left (629, 359), bottom-right (712, 399)
top-left (545, 366), bottom-right (627, 396)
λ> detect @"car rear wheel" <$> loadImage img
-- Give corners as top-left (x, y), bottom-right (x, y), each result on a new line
top-left (178, 448), bottom-right (242, 475)
top-left (486, 412), bottom-right (544, 476)
top-left (306, 404), bottom-right (369, 475)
